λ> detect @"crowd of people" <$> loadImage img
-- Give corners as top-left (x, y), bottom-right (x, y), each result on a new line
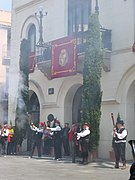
top-left (0, 115), bottom-right (91, 166)
top-left (29, 115), bottom-right (91, 165)
top-left (0, 113), bottom-right (132, 171)
top-left (0, 124), bottom-right (17, 155)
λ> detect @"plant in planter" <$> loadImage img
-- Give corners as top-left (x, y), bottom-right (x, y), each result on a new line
top-left (81, 13), bottom-right (103, 159)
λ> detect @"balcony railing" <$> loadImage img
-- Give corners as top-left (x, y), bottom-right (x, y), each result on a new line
top-left (36, 28), bottom-right (112, 64)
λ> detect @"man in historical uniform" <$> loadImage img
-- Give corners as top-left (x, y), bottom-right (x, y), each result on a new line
top-left (77, 122), bottom-right (90, 165)
top-left (47, 120), bottom-right (62, 160)
top-left (29, 122), bottom-right (44, 158)
top-left (113, 119), bottom-right (128, 169)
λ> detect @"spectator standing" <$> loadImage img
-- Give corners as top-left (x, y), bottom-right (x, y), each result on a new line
top-left (0, 125), bottom-right (4, 154)
top-left (43, 123), bottom-right (52, 155)
top-left (1, 124), bottom-right (8, 155)
top-left (7, 124), bottom-right (14, 155)
top-left (68, 124), bottom-right (78, 163)
top-left (62, 123), bottom-right (70, 156)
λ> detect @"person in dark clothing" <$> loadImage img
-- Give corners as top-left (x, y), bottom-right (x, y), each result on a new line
top-left (76, 123), bottom-right (82, 157)
top-left (62, 123), bottom-right (70, 156)
top-left (68, 124), bottom-right (78, 163)
top-left (77, 122), bottom-right (90, 165)
top-left (129, 163), bottom-right (135, 180)
top-left (7, 124), bottom-right (14, 155)
top-left (128, 140), bottom-right (135, 180)
top-left (29, 122), bottom-right (44, 158)
top-left (47, 120), bottom-right (62, 160)
top-left (43, 123), bottom-right (52, 155)
top-left (1, 124), bottom-right (8, 155)
top-left (113, 119), bottom-right (128, 169)
top-left (47, 120), bottom-right (51, 128)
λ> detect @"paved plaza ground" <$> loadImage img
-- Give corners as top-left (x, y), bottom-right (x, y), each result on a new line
top-left (0, 155), bottom-right (131, 180)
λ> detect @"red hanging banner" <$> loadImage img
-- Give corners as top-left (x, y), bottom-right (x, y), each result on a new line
top-left (51, 36), bottom-right (77, 79)
top-left (29, 52), bottom-right (35, 73)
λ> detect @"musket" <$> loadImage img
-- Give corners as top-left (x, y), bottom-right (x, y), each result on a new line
top-left (111, 113), bottom-right (116, 128)
top-left (111, 113), bottom-right (116, 148)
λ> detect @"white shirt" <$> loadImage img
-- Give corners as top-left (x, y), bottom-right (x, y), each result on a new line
top-left (49, 126), bottom-right (61, 132)
top-left (115, 129), bottom-right (127, 140)
top-left (2, 128), bottom-right (8, 137)
top-left (30, 125), bottom-right (43, 133)
top-left (77, 128), bottom-right (90, 140)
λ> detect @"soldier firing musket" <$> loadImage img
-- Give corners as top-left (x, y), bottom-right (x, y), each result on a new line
top-left (29, 121), bottom-right (44, 159)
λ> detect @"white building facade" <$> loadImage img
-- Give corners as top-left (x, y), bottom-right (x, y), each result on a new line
top-left (0, 11), bottom-right (11, 123)
top-left (9, 0), bottom-right (135, 159)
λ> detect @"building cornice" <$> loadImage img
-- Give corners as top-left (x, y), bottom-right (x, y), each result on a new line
top-left (101, 99), bottom-right (120, 105)
top-left (0, 24), bottom-right (11, 28)
top-left (14, 0), bottom-right (47, 13)
top-left (111, 47), bottom-right (131, 55)
top-left (42, 103), bottom-right (59, 109)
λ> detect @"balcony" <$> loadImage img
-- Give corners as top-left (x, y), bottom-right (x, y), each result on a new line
top-left (36, 28), bottom-right (112, 79)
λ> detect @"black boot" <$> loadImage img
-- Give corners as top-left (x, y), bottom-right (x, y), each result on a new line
top-left (83, 157), bottom-right (88, 165)
top-left (115, 162), bottom-right (119, 168)
top-left (121, 161), bottom-right (126, 169)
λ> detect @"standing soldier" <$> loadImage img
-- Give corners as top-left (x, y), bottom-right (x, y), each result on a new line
top-left (47, 120), bottom-right (62, 160)
top-left (113, 119), bottom-right (128, 169)
top-left (77, 122), bottom-right (90, 165)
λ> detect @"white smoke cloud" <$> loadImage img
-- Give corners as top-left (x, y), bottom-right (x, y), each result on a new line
top-left (15, 71), bottom-right (29, 129)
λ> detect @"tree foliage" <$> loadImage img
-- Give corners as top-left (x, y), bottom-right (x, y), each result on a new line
top-left (19, 38), bottom-right (29, 112)
top-left (15, 39), bottom-right (29, 144)
top-left (82, 13), bottom-right (103, 152)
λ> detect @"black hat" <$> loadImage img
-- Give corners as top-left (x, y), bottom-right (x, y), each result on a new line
top-left (117, 119), bottom-right (124, 125)
top-left (47, 114), bottom-right (54, 121)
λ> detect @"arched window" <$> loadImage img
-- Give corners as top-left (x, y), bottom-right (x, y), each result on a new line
top-left (29, 92), bottom-right (40, 126)
top-left (68, 0), bottom-right (91, 35)
top-left (28, 24), bottom-right (36, 53)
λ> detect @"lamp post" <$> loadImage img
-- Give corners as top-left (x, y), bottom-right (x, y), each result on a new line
top-left (35, 7), bottom-right (47, 63)
top-left (95, 0), bottom-right (99, 14)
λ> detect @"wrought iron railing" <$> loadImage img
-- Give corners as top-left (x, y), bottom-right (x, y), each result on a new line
top-left (36, 28), bottom-right (112, 63)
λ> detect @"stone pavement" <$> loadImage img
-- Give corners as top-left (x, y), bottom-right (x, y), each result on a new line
top-left (0, 155), bottom-right (131, 180)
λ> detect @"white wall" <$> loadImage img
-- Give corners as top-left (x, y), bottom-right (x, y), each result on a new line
top-left (99, 0), bottom-right (134, 50)
top-left (10, 0), bottom-right (135, 159)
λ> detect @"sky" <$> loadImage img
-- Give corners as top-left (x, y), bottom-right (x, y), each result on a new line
top-left (0, 0), bottom-right (12, 11)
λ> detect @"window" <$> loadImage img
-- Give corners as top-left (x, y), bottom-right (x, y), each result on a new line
top-left (7, 28), bottom-right (11, 57)
top-left (28, 24), bottom-right (36, 53)
top-left (68, 0), bottom-right (91, 35)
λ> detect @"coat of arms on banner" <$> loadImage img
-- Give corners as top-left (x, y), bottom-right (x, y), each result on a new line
top-left (51, 36), bottom-right (77, 78)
